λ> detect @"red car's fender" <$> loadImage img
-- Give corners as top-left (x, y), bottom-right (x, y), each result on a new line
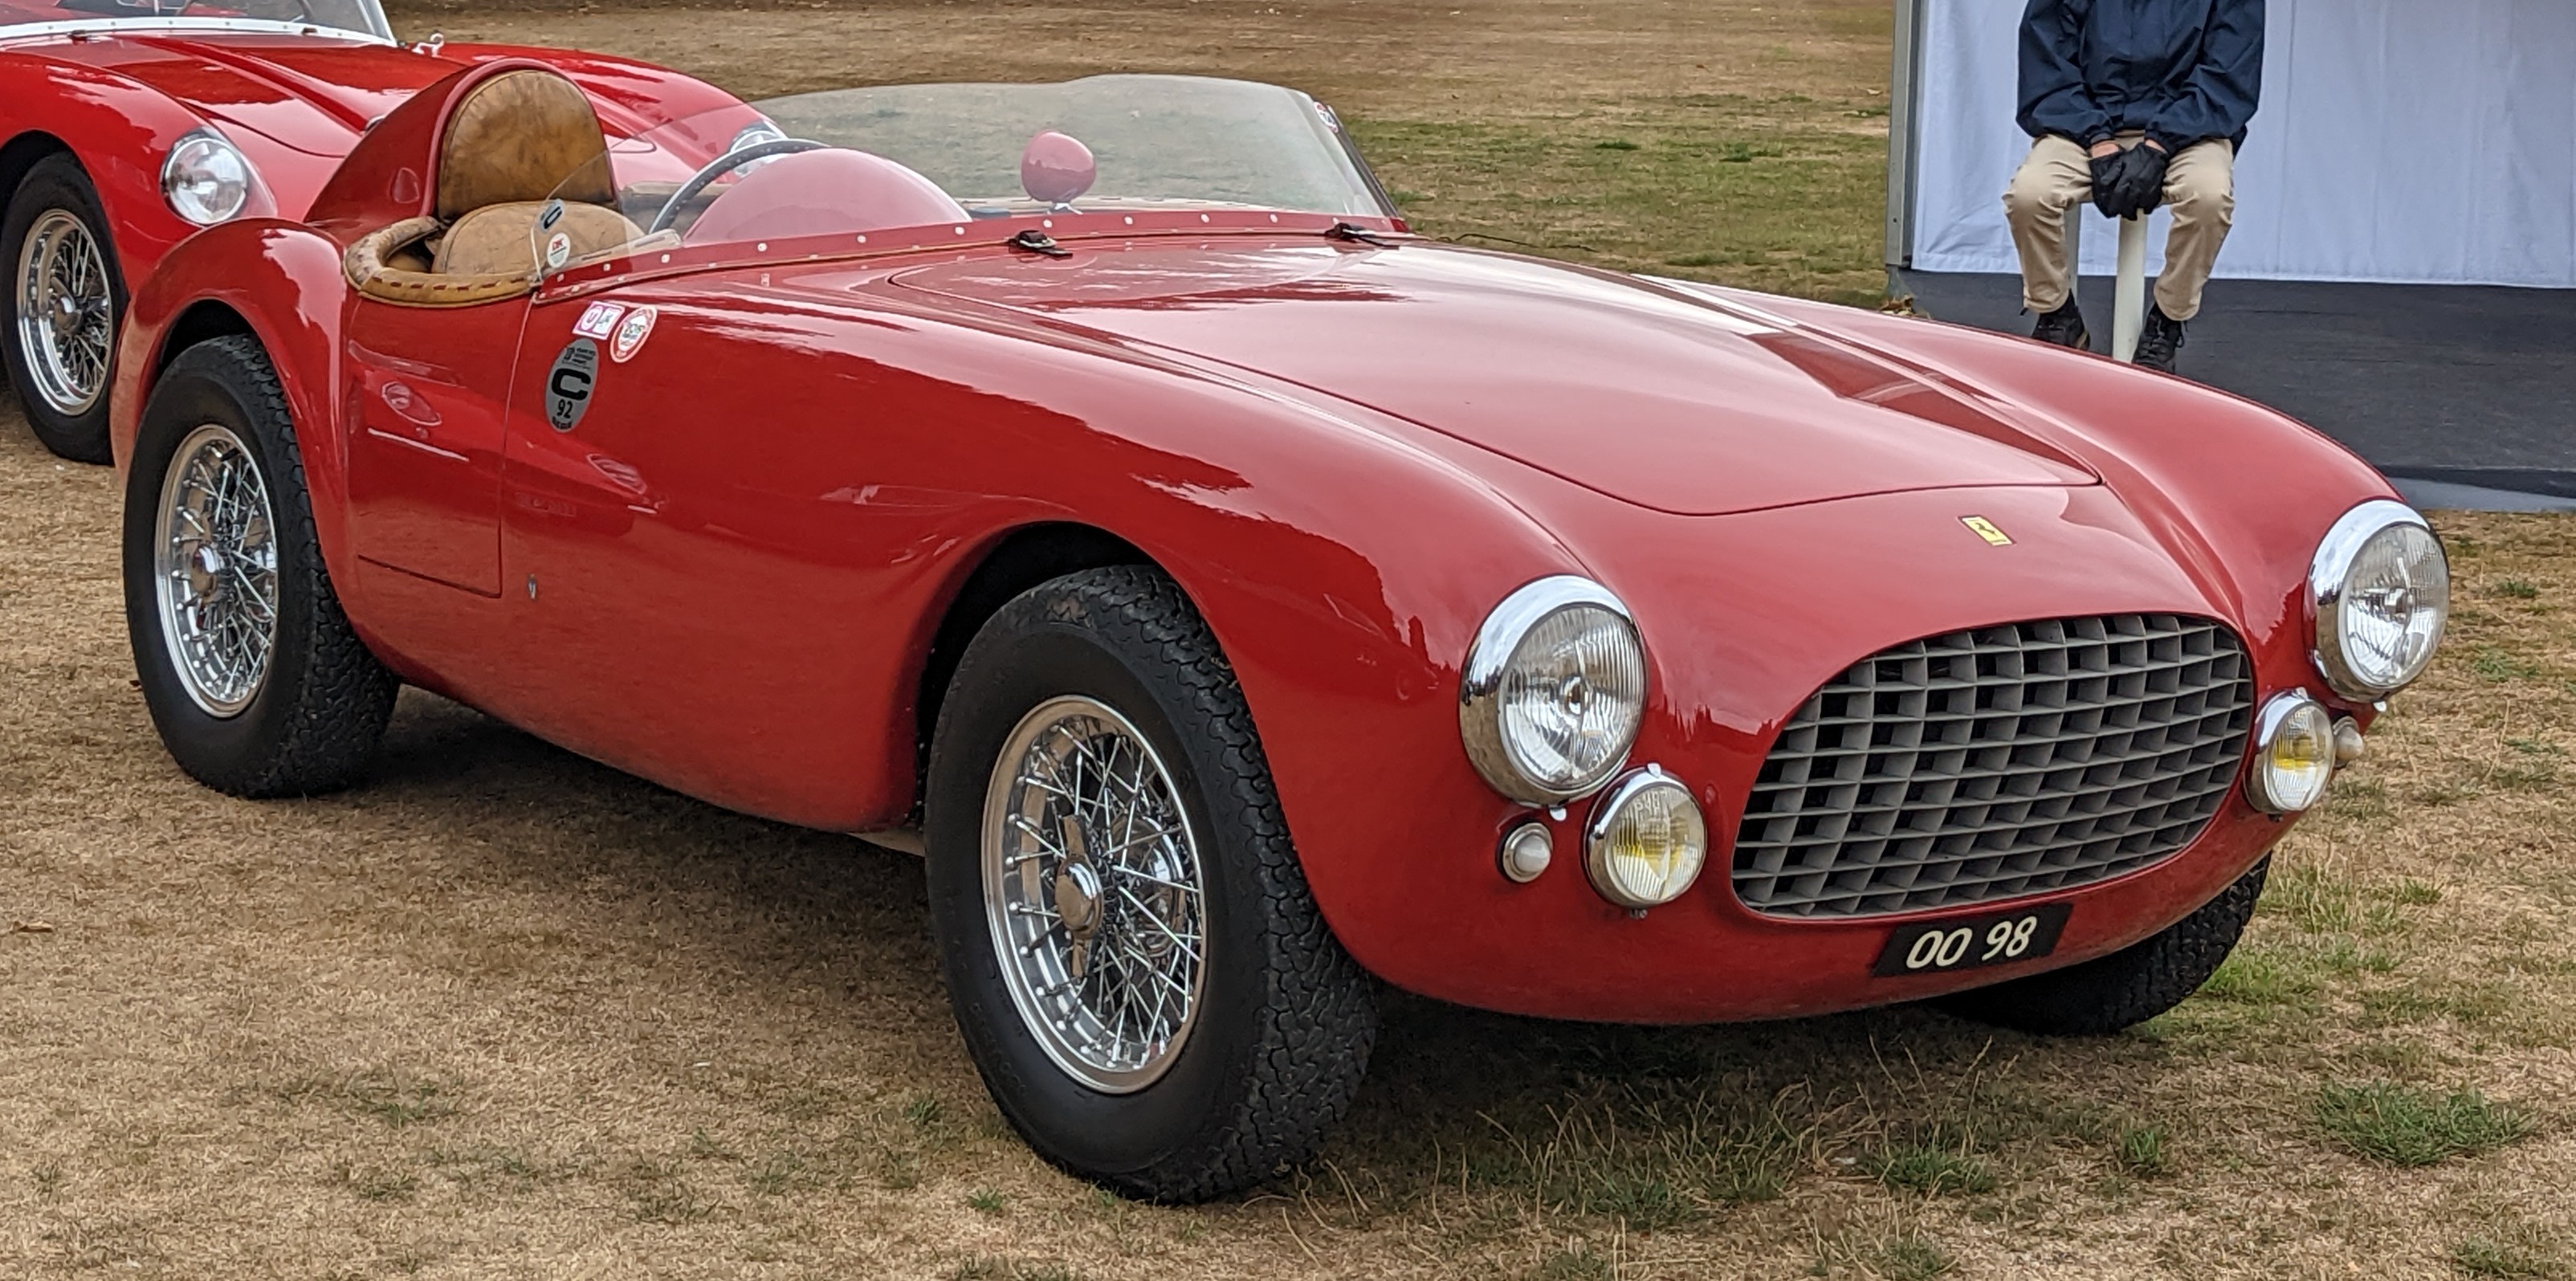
top-left (0, 51), bottom-right (269, 287)
top-left (111, 218), bottom-right (357, 575)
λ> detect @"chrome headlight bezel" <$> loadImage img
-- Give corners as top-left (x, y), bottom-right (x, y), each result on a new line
top-left (1458, 575), bottom-right (1646, 806)
top-left (2245, 691), bottom-right (2335, 814)
top-left (161, 128), bottom-right (256, 226)
top-left (1581, 766), bottom-right (1708, 909)
top-left (2309, 499), bottom-right (2449, 701)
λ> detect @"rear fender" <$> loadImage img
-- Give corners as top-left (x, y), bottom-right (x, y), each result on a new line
top-left (112, 218), bottom-right (357, 583)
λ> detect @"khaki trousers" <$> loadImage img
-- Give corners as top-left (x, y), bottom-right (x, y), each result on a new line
top-left (2002, 133), bottom-right (2235, 321)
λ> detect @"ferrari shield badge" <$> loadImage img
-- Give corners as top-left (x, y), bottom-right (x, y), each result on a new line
top-left (1960, 516), bottom-right (2013, 546)
top-left (546, 338), bottom-right (599, 431)
top-left (609, 305), bottom-right (658, 363)
top-left (573, 300), bottom-right (626, 340)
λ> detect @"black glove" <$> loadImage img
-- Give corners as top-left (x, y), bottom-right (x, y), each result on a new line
top-left (2110, 143), bottom-right (2170, 218)
top-left (2088, 149), bottom-right (2129, 218)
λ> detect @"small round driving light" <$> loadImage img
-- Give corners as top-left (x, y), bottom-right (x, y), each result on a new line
top-left (162, 129), bottom-right (254, 226)
top-left (1498, 821), bottom-right (1553, 883)
top-left (1459, 577), bottom-right (1647, 805)
top-left (2311, 500), bottom-right (2449, 700)
top-left (2246, 693), bottom-right (2335, 814)
top-left (1583, 768), bottom-right (1706, 910)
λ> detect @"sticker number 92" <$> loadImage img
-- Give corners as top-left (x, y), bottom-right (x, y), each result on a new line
top-left (1870, 901), bottom-right (2073, 977)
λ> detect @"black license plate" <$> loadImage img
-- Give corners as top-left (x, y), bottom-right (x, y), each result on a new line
top-left (1872, 902), bottom-right (2073, 977)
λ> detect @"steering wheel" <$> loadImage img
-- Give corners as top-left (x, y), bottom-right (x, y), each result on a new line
top-left (647, 138), bottom-right (831, 235)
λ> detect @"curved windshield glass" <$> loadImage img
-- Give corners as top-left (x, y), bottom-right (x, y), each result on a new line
top-left (759, 76), bottom-right (1390, 218)
top-left (526, 74), bottom-right (1394, 275)
top-left (0, 0), bottom-right (392, 40)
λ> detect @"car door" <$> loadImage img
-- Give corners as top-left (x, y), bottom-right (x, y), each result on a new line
top-left (341, 294), bottom-right (527, 596)
top-left (492, 284), bottom-right (933, 829)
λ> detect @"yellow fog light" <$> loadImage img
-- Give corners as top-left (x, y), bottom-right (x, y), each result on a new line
top-left (1583, 767), bottom-right (1706, 910)
top-left (2246, 693), bottom-right (2335, 814)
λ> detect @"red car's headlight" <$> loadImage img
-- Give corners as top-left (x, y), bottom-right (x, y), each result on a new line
top-left (1458, 576), bottom-right (1646, 806)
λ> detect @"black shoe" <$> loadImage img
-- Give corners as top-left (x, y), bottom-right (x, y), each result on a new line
top-left (2134, 304), bottom-right (2187, 372)
top-left (2030, 299), bottom-right (2089, 351)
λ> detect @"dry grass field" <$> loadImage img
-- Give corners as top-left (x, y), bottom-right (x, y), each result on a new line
top-left (5, 2), bottom-right (2574, 1277)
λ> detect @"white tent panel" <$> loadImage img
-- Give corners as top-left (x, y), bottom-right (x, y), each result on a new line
top-left (1907, 0), bottom-right (2576, 288)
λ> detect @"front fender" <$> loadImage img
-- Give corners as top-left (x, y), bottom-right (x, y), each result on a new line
top-left (112, 219), bottom-right (357, 584)
top-left (0, 54), bottom-right (234, 285)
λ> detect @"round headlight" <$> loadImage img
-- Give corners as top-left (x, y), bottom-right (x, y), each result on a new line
top-left (2312, 500), bottom-right (2448, 700)
top-left (1459, 576), bottom-right (1646, 805)
top-left (162, 129), bottom-right (253, 226)
top-left (1583, 768), bottom-right (1707, 909)
top-left (2246, 692), bottom-right (2335, 814)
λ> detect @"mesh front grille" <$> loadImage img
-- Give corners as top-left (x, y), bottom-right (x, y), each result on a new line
top-left (1731, 614), bottom-right (2252, 919)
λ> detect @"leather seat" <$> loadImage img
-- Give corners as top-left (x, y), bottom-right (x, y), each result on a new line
top-left (344, 68), bottom-right (645, 305)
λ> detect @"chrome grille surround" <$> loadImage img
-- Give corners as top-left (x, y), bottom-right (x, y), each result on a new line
top-left (1731, 614), bottom-right (2253, 919)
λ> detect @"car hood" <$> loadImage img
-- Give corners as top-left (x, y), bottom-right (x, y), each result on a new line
top-left (891, 242), bottom-right (2099, 516)
top-left (41, 33), bottom-right (450, 155)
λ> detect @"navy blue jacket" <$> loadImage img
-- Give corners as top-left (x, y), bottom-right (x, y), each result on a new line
top-left (2018, 0), bottom-right (2264, 153)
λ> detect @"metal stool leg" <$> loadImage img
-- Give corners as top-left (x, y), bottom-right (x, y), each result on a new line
top-left (2112, 214), bottom-right (2148, 362)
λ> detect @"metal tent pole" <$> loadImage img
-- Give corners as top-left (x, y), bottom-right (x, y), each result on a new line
top-left (1883, 0), bottom-right (1926, 280)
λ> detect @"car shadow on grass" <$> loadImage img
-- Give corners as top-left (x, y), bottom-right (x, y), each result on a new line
top-left (351, 689), bottom-right (2191, 1217)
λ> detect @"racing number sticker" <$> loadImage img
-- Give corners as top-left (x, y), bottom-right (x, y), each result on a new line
top-left (609, 305), bottom-right (658, 363)
top-left (546, 338), bottom-right (599, 431)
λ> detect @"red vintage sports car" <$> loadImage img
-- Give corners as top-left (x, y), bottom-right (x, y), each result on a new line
top-left (108, 59), bottom-right (2451, 1201)
top-left (0, 0), bottom-right (737, 460)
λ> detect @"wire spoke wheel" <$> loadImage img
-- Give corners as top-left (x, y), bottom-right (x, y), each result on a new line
top-left (152, 423), bottom-right (280, 718)
top-left (983, 695), bottom-right (1208, 1094)
top-left (14, 209), bottom-right (113, 417)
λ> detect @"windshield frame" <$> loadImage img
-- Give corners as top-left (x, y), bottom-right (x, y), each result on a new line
top-left (0, 6), bottom-right (393, 43)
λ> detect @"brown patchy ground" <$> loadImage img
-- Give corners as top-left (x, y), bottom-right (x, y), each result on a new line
top-left (5, 2), bottom-right (2575, 1278)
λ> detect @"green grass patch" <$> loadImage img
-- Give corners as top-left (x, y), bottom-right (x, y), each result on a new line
top-left (2314, 1083), bottom-right (2533, 1166)
top-left (1351, 107), bottom-right (1889, 305)
top-left (1874, 1234), bottom-right (1957, 1279)
top-left (952, 1260), bottom-right (1082, 1281)
top-left (2487, 579), bottom-right (2542, 600)
top-left (2472, 647), bottom-right (2545, 683)
top-left (2114, 1124), bottom-right (2170, 1177)
top-left (2454, 1228), bottom-right (2569, 1279)
top-left (1865, 1144), bottom-right (1996, 1196)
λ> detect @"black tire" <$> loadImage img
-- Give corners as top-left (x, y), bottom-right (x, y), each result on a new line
top-left (3, 153), bottom-right (124, 463)
top-left (124, 336), bottom-right (397, 797)
top-left (1938, 858), bottom-right (2268, 1035)
top-left (925, 566), bottom-right (1376, 1202)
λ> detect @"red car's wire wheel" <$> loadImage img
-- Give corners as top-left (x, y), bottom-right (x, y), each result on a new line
top-left (152, 423), bottom-right (280, 719)
top-left (14, 210), bottom-right (113, 418)
top-left (980, 695), bottom-right (1208, 1094)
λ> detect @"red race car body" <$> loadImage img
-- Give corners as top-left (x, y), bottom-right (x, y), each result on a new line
top-left (108, 59), bottom-right (2448, 1197)
top-left (0, 0), bottom-right (743, 459)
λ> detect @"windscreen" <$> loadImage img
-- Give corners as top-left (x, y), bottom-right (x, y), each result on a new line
top-left (0, 0), bottom-right (393, 39)
top-left (529, 73), bottom-right (1394, 275)
top-left (756, 75), bottom-right (1391, 219)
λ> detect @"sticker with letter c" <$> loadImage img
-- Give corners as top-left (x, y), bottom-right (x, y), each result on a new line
top-left (546, 338), bottom-right (599, 431)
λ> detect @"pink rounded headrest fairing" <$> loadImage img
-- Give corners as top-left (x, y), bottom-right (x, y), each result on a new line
top-left (683, 149), bottom-right (968, 245)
